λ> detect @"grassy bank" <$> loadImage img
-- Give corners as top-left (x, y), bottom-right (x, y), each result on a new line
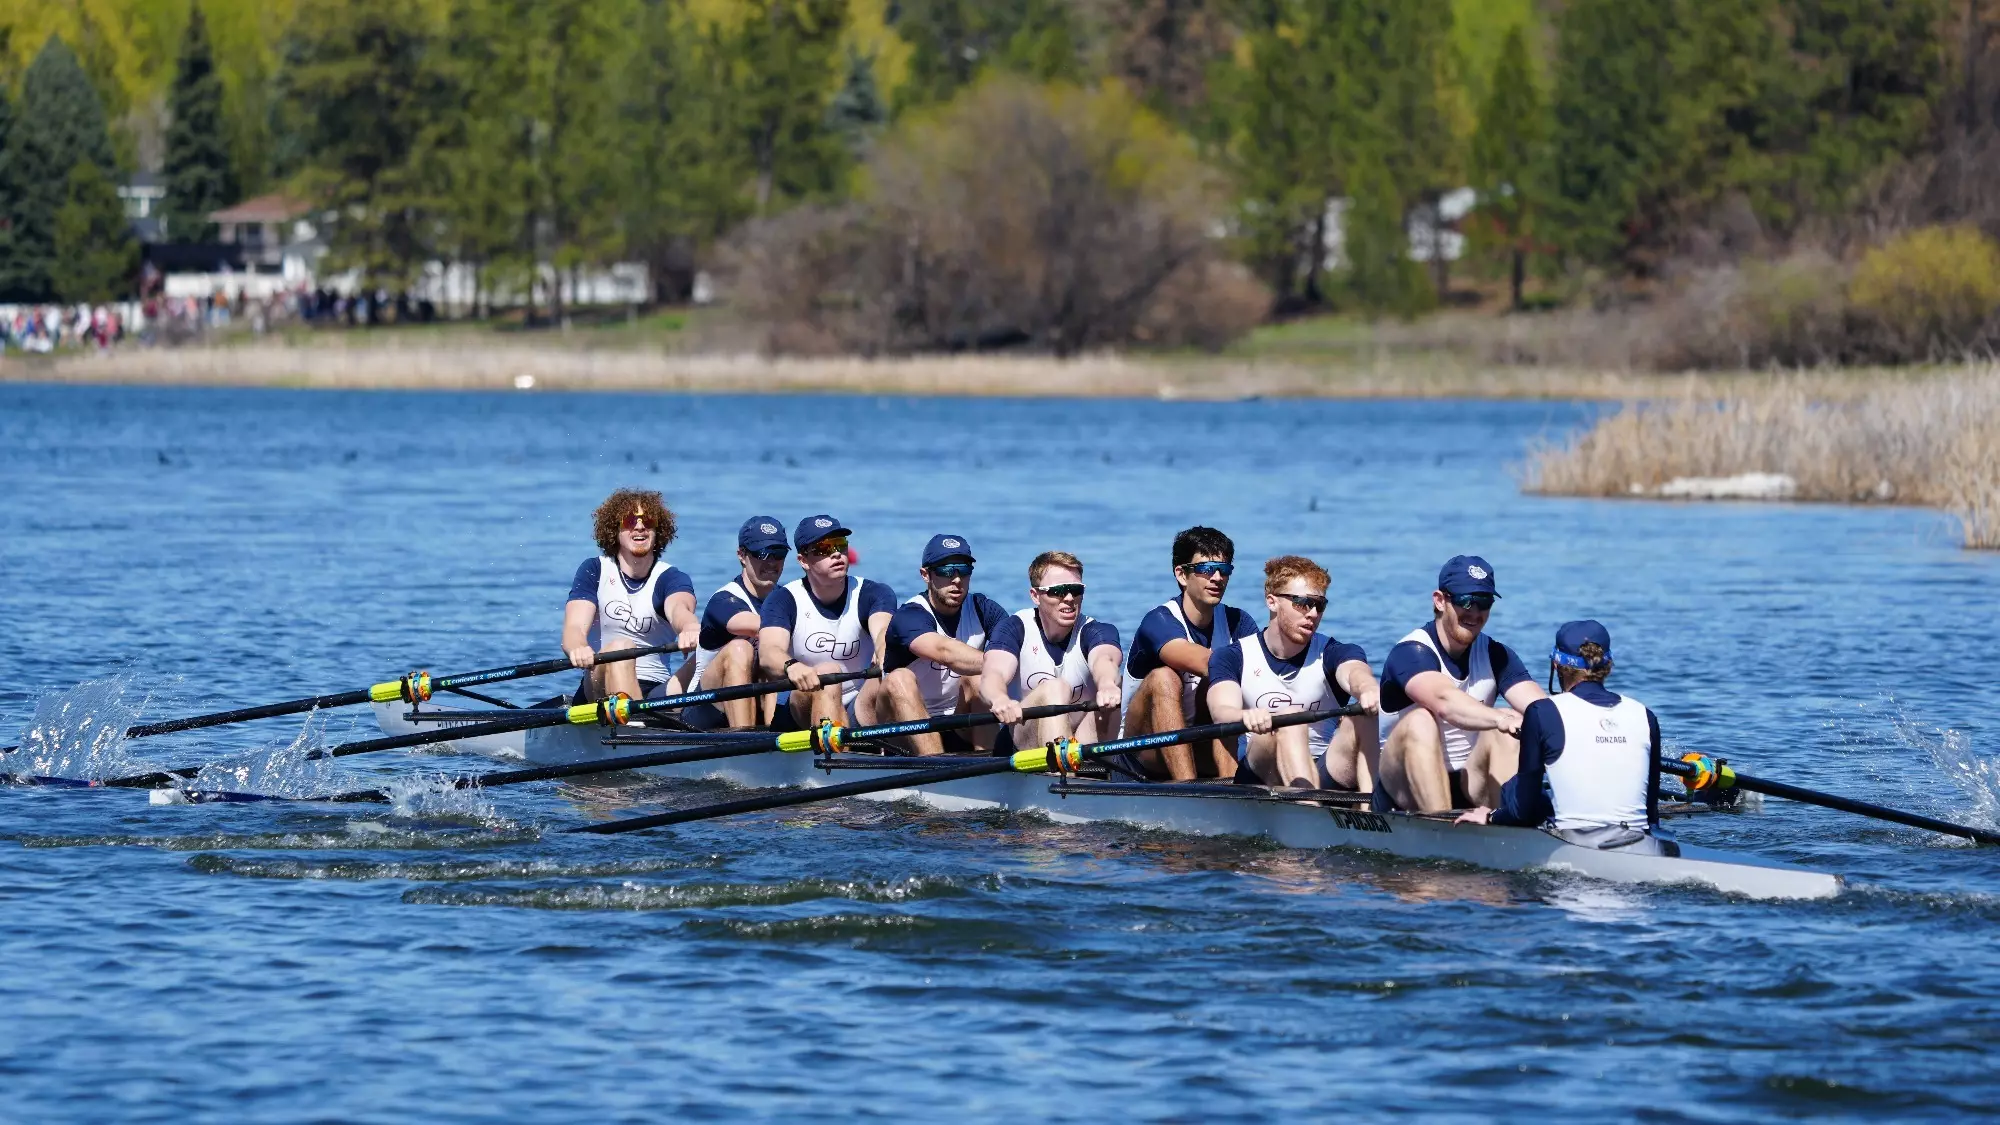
top-left (1524, 370), bottom-right (2000, 549)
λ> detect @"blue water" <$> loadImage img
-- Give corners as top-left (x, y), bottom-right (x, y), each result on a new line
top-left (2, 384), bottom-right (1997, 1122)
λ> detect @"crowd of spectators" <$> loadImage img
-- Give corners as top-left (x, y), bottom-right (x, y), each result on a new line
top-left (1, 285), bottom-right (447, 354)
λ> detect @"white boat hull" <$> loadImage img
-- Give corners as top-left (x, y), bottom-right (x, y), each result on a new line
top-left (370, 701), bottom-right (528, 760)
top-left (522, 722), bottom-right (1844, 902)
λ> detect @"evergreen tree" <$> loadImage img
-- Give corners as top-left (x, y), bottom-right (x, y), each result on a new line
top-left (732, 0), bottom-right (851, 212)
top-left (828, 44), bottom-right (887, 151)
top-left (52, 160), bottom-right (138, 301)
top-left (1340, 154), bottom-right (1433, 316)
top-left (0, 83), bottom-right (17, 297)
top-left (1, 36), bottom-right (120, 302)
top-left (891, 0), bottom-right (1085, 113)
top-left (1469, 24), bottom-right (1544, 308)
top-left (164, 2), bottom-right (237, 243)
top-left (1544, 0), bottom-right (1676, 271)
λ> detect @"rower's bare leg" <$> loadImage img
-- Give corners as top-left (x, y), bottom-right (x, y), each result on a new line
top-left (601, 652), bottom-right (643, 703)
top-left (882, 668), bottom-right (942, 754)
top-left (785, 661), bottom-right (848, 730)
top-left (852, 678), bottom-right (889, 727)
top-left (701, 639), bottom-right (757, 728)
top-left (1246, 724), bottom-right (1317, 788)
top-left (1122, 668), bottom-right (1186, 779)
top-left (1465, 728), bottom-right (1520, 807)
top-left (959, 678), bottom-right (996, 751)
top-left (1011, 679), bottom-right (1073, 751)
top-left (1380, 709), bottom-right (1453, 812)
top-left (1321, 713), bottom-right (1381, 792)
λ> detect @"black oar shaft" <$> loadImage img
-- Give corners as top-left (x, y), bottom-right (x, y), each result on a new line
top-left (1661, 758), bottom-right (2000, 846)
top-left (571, 707), bottom-right (1347, 835)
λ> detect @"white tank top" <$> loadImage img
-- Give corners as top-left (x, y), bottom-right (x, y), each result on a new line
top-left (1379, 625), bottom-right (1497, 770)
top-left (785, 576), bottom-right (873, 705)
top-left (693, 578), bottom-right (757, 684)
top-left (1008, 608), bottom-right (1094, 701)
top-left (589, 555), bottom-right (680, 683)
top-left (1158, 599), bottom-right (1250, 712)
top-left (901, 593), bottom-right (989, 715)
top-left (1236, 632), bottom-right (1342, 756)
top-left (1545, 692), bottom-right (1653, 831)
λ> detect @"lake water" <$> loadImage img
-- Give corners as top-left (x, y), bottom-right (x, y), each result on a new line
top-left (2, 383), bottom-right (1996, 1122)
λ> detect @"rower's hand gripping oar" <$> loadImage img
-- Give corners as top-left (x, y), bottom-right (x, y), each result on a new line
top-left (92, 667), bottom-right (879, 790)
top-left (570, 705), bottom-right (1361, 836)
top-left (0, 643), bottom-right (681, 754)
top-left (1669, 753), bottom-right (2000, 846)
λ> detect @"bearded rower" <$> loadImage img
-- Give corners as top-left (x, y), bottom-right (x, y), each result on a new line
top-left (759, 514), bottom-right (895, 728)
top-left (1207, 556), bottom-right (1379, 789)
top-left (979, 550), bottom-right (1123, 752)
top-left (1458, 621), bottom-right (1664, 849)
top-left (1377, 555), bottom-right (1545, 812)
top-left (1123, 526), bottom-right (1259, 780)
top-left (682, 516), bottom-right (789, 730)
top-left (883, 534), bottom-right (1008, 755)
top-left (561, 489), bottom-right (698, 701)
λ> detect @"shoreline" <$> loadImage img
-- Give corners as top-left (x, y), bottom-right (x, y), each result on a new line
top-left (0, 340), bottom-right (1882, 401)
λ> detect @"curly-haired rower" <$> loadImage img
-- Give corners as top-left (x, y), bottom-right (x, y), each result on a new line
top-left (561, 488), bottom-right (699, 703)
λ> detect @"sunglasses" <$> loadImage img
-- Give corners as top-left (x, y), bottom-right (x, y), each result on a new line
top-left (929, 563), bottom-right (974, 579)
top-left (1180, 561), bottom-right (1234, 578)
top-left (802, 537), bottom-right (849, 559)
top-left (1449, 593), bottom-right (1496, 612)
top-left (745, 547), bottom-right (788, 562)
top-left (1277, 593), bottom-right (1328, 612)
top-left (1034, 583), bottom-right (1086, 600)
top-left (620, 512), bottom-right (652, 531)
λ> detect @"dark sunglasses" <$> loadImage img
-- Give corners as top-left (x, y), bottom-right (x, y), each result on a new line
top-left (1034, 583), bottom-right (1086, 600)
top-left (1180, 561), bottom-right (1234, 578)
top-left (802, 537), bottom-right (848, 559)
top-left (1278, 593), bottom-right (1327, 612)
top-left (1449, 593), bottom-right (1495, 612)
top-left (745, 547), bottom-right (788, 562)
top-left (929, 563), bottom-right (974, 579)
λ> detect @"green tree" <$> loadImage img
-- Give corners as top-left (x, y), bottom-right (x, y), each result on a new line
top-left (828, 44), bottom-right (887, 150)
top-left (731, 0), bottom-right (851, 212)
top-left (1469, 23), bottom-right (1543, 308)
top-left (890, 0), bottom-right (1085, 113)
top-left (52, 159), bottom-right (139, 301)
top-left (1544, 0), bottom-right (1676, 271)
top-left (1, 36), bottom-right (120, 302)
top-left (1340, 154), bottom-right (1432, 316)
top-left (164, 2), bottom-right (237, 242)
top-left (0, 82), bottom-right (17, 294)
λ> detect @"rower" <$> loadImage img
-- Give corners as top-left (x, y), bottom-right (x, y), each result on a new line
top-left (1206, 556), bottom-right (1378, 788)
top-left (1377, 555), bottom-right (1545, 812)
top-left (682, 516), bottom-right (789, 730)
top-left (978, 550), bottom-right (1123, 752)
top-left (882, 534), bottom-right (1008, 754)
top-left (1458, 621), bottom-right (1663, 848)
top-left (1122, 526), bottom-right (1259, 780)
top-left (758, 514), bottom-right (895, 729)
top-left (561, 488), bottom-right (698, 702)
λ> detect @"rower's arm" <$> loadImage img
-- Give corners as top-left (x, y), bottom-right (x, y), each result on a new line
top-left (757, 626), bottom-right (794, 678)
top-left (1205, 679), bottom-right (1246, 725)
top-left (1333, 659), bottom-right (1381, 713)
top-left (1645, 707), bottom-right (1663, 830)
top-left (1406, 670), bottom-right (1520, 733)
top-left (664, 590), bottom-right (699, 650)
top-left (1501, 678), bottom-right (1549, 712)
top-left (978, 649), bottom-right (1019, 709)
top-left (910, 632), bottom-right (986, 676)
top-left (725, 610), bottom-right (762, 640)
top-left (1156, 638), bottom-right (1212, 678)
top-left (1490, 699), bottom-right (1558, 826)
top-left (1088, 643), bottom-right (1124, 708)
top-left (561, 600), bottom-right (597, 661)
top-left (867, 611), bottom-right (893, 670)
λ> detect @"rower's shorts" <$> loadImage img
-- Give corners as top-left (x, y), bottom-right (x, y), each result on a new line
top-left (680, 701), bottom-right (727, 731)
top-left (1447, 768), bottom-right (1476, 811)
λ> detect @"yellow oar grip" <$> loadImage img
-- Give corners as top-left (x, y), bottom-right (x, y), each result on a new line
top-left (566, 702), bottom-right (601, 724)
top-left (368, 681), bottom-right (403, 703)
top-left (1009, 746), bottom-right (1051, 772)
top-left (1011, 738), bottom-right (1081, 774)
top-left (777, 731), bottom-right (812, 752)
top-left (566, 695), bottom-right (630, 725)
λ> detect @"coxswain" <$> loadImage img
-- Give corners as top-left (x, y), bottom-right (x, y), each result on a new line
top-left (758, 514), bottom-right (895, 728)
top-left (1377, 555), bottom-right (1545, 811)
top-left (882, 534), bottom-right (1009, 754)
top-left (682, 516), bottom-right (789, 730)
top-left (561, 488), bottom-right (698, 701)
top-left (1457, 621), bottom-right (1663, 847)
top-left (1206, 556), bottom-right (1379, 788)
top-left (978, 550), bottom-right (1123, 752)
top-left (1122, 526), bottom-right (1259, 780)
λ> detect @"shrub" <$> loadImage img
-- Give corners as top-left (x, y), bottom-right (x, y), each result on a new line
top-left (1847, 226), bottom-right (2000, 361)
top-left (721, 77), bottom-right (1257, 355)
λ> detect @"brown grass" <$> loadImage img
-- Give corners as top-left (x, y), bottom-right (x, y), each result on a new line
top-left (1523, 369), bottom-right (2000, 548)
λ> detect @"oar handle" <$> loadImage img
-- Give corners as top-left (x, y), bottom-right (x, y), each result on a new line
top-left (1662, 756), bottom-right (2000, 846)
top-left (632, 666), bottom-right (879, 716)
top-left (781, 699), bottom-right (1096, 753)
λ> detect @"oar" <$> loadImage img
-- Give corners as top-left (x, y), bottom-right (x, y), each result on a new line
top-left (570, 706), bottom-right (1356, 835)
top-left (156, 702), bottom-right (1099, 805)
top-left (0, 643), bottom-right (679, 754)
top-left (1667, 754), bottom-right (2000, 846)
top-left (93, 668), bottom-right (878, 790)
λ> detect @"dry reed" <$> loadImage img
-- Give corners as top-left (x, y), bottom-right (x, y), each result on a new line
top-left (1524, 369), bottom-right (2000, 548)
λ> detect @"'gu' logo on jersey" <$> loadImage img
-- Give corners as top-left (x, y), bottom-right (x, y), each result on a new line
top-left (803, 630), bottom-right (862, 661)
top-left (602, 602), bottom-right (655, 634)
top-left (1251, 691), bottom-right (1296, 711)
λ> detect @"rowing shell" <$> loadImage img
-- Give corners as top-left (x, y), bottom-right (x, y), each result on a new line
top-left (369, 700), bottom-right (529, 759)
top-left (512, 721), bottom-right (1844, 902)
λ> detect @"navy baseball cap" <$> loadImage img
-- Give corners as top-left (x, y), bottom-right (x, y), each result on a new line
top-left (1437, 555), bottom-right (1500, 598)
top-left (794, 514), bottom-right (851, 552)
top-left (738, 516), bottom-right (788, 553)
top-left (922, 533), bottom-right (975, 567)
top-left (1553, 620), bottom-right (1612, 669)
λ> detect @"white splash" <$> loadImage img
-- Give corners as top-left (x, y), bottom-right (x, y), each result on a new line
top-left (1904, 721), bottom-right (2000, 833)
top-left (7, 677), bottom-right (156, 780)
top-left (188, 708), bottom-right (343, 798)
top-left (383, 771), bottom-right (502, 823)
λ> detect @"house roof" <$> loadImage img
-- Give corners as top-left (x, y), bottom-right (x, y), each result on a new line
top-left (209, 193), bottom-right (313, 224)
